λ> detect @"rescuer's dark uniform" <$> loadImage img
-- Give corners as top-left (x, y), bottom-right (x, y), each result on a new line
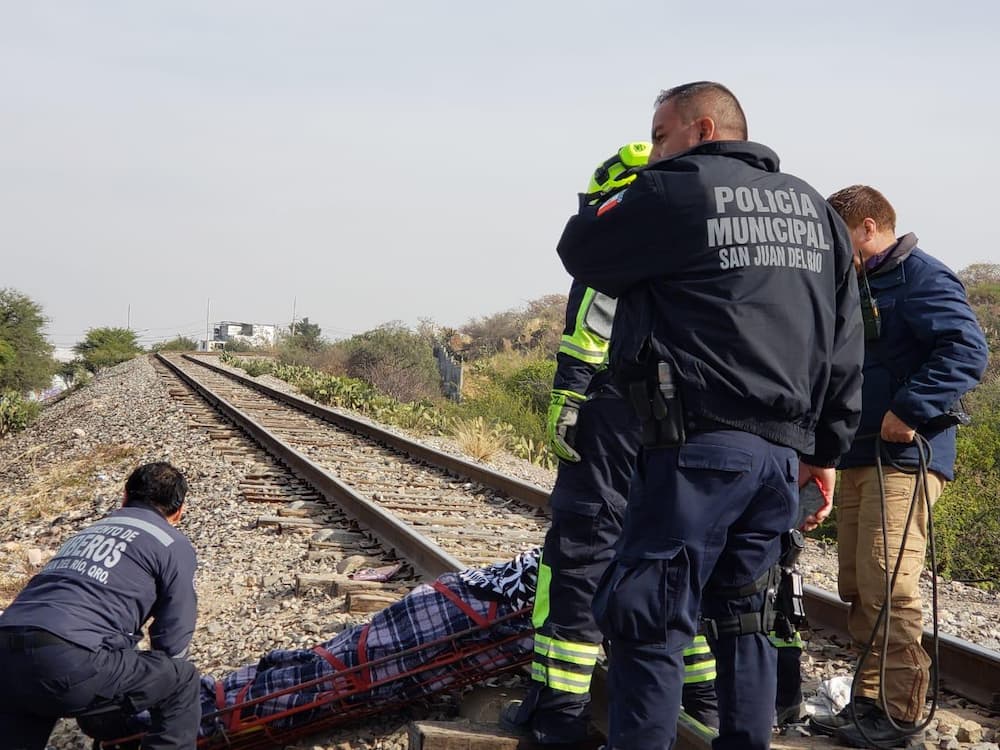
top-left (0, 504), bottom-right (200, 750)
top-left (558, 140), bottom-right (864, 750)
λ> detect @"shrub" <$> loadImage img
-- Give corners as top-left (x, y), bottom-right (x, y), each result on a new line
top-left (932, 375), bottom-right (1000, 587)
top-left (459, 295), bottom-right (567, 360)
top-left (74, 328), bottom-right (143, 372)
top-left (453, 380), bottom-right (545, 448)
top-left (0, 288), bottom-right (56, 393)
top-left (338, 323), bottom-right (441, 402)
top-left (452, 417), bottom-right (510, 462)
top-left (498, 356), bottom-right (557, 415)
top-left (151, 335), bottom-right (199, 352)
top-left (0, 390), bottom-right (41, 437)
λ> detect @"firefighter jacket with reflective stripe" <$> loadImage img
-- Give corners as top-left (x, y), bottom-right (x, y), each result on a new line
top-left (552, 279), bottom-right (617, 396)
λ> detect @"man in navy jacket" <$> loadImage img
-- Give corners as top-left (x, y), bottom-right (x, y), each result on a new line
top-left (0, 462), bottom-right (200, 750)
top-left (557, 81), bottom-right (863, 750)
top-left (812, 185), bottom-right (988, 748)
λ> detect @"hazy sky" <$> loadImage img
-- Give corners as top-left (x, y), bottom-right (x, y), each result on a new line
top-left (2, 1), bottom-right (997, 350)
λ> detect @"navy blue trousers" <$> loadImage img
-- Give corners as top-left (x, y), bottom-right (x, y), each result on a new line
top-left (527, 381), bottom-right (635, 742)
top-left (527, 378), bottom-right (719, 742)
top-left (594, 430), bottom-right (797, 750)
top-left (0, 631), bottom-right (199, 750)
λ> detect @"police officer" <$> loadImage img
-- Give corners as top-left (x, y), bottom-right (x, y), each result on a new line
top-left (557, 81), bottom-right (864, 750)
top-left (504, 144), bottom-right (719, 746)
top-left (0, 462), bottom-right (200, 750)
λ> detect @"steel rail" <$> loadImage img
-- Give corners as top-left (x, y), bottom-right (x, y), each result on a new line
top-left (804, 585), bottom-right (1000, 712)
top-left (158, 353), bottom-right (464, 579)
top-left (181, 354), bottom-right (550, 509)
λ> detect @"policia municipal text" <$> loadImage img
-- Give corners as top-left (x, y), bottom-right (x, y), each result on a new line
top-left (557, 82), bottom-right (864, 750)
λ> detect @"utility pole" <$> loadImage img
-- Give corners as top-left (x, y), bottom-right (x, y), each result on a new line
top-left (206, 298), bottom-right (211, 350)
top-left (290, 297), bottom-right (297, 336)
top-left (127, 304), bottom-right (131, 330)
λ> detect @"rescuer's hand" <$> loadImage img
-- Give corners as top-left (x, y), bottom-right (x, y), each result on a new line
top-left (547, 389), bottom-right (585, 463)
top-left (797, 462), bottom-right (835, 532)
top-left (586, 142), bottom-right (652, 199)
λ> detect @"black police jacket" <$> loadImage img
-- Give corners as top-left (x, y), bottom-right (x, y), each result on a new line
top-left (557, 141), bottom-right (863, 465)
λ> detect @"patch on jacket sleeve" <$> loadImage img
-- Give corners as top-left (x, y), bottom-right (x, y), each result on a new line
top-left (596, 188), bottom-right (628, 217)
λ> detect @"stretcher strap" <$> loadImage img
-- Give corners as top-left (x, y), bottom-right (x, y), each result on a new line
top-left (432, 581), bottom-right (490, 627)
top-left (214, 680), bottom-right (226, 714)
top-left (312, 645), bottom-right (364, 693)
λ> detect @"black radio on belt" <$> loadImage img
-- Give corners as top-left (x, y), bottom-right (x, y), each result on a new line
top-left (626, 361), bottom-right (687, 448)
top-left (774, 529), bottom-right (806, 639)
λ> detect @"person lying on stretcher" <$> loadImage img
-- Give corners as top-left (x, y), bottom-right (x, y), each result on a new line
top-left (80, 548), bottom-right (717, 746)
top-left (80, 549), bottom-right (539, 745)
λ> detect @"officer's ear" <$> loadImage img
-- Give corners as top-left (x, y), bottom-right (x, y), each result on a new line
top-left (695, 116), bottom-right (716, 143)
top-left (862, 217), bottom-right (878, 240)
top-left (165, 506), bottom-right (184, 527)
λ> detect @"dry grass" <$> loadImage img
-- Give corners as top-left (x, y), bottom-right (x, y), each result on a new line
top-left (0, 545), bottom-right (37, 608)
top-left (451, 417), bottom-right (509, 462)
top-left (0, 443), bottom-right (139, 522)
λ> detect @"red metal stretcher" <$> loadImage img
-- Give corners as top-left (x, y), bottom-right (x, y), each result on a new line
top-left (96, 609), bottom-right (533, 750)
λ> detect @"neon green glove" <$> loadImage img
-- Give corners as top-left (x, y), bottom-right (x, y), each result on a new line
top-left (547, 389), bottom-right (586, 463)
top-left (586, 141), bottom-right (652, 199)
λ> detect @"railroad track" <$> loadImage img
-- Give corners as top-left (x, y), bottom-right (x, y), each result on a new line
top-left (155, 352), bottom-right (1000, 749)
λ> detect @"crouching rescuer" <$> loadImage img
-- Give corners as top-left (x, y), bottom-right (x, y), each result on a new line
top-left (503, 142), bottom-right (719, 746)
top-left (0, 462), bottom-right (200, 750)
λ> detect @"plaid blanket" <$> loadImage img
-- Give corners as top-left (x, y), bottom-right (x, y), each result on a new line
top-left (195, 548), bottom-right (540, 737)
top-left (82, 549), bottom-right (540, 742)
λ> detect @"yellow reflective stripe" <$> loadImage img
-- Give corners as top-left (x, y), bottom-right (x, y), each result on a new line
top-left (559, 287), bottom-right (610, 365)
top-left (534, 635), bottom-right (600, 666)
top-left (531, 560), bottom-right (551, 629)
top-left (683, 644), bottom-right (712, 657)
top-left (531, 663), bottom-right (593, 694)
top-left (768, 630), bottom-right (804, 649)
top-left (558, 336), bottom-right (606, 364)
top-left (683, 662), bottom-right (718, 684)
top-left (534, 634), bottom-right (601, 657)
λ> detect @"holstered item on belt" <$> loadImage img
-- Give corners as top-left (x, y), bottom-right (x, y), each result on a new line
top-left (626, 361), bottom-right (687, 448)
top-left (774, 529), bottom-right (806, 639)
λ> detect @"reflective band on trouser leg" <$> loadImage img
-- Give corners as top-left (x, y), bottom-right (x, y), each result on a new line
top-left (532, 634), bottom-right (601, 694)
top-left (768, 630), bottom-right (804, 649)
top-left (683, 635), bottom-right (717, 684)
top-left (531, 559), bottom-right (552, 629)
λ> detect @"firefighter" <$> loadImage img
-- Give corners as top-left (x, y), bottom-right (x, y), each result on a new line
top-left (503, 143), bottom-right (718, 747)
top-left (0, 462), bottom-right (200, 750)
top-left (557, 81), bottom-right (864, 750)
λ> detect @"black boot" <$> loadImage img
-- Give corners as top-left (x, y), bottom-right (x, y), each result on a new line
top-left (835, 706), bottom-right (922, 748)
top-left (807, 696), bottom-right (878, 737)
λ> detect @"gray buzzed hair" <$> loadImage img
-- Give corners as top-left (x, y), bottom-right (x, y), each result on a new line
top-left (654, 81), bottom-right (748, 140)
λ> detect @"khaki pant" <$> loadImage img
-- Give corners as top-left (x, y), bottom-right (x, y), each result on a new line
top-left (837, 467), bottom-right (944, 722)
